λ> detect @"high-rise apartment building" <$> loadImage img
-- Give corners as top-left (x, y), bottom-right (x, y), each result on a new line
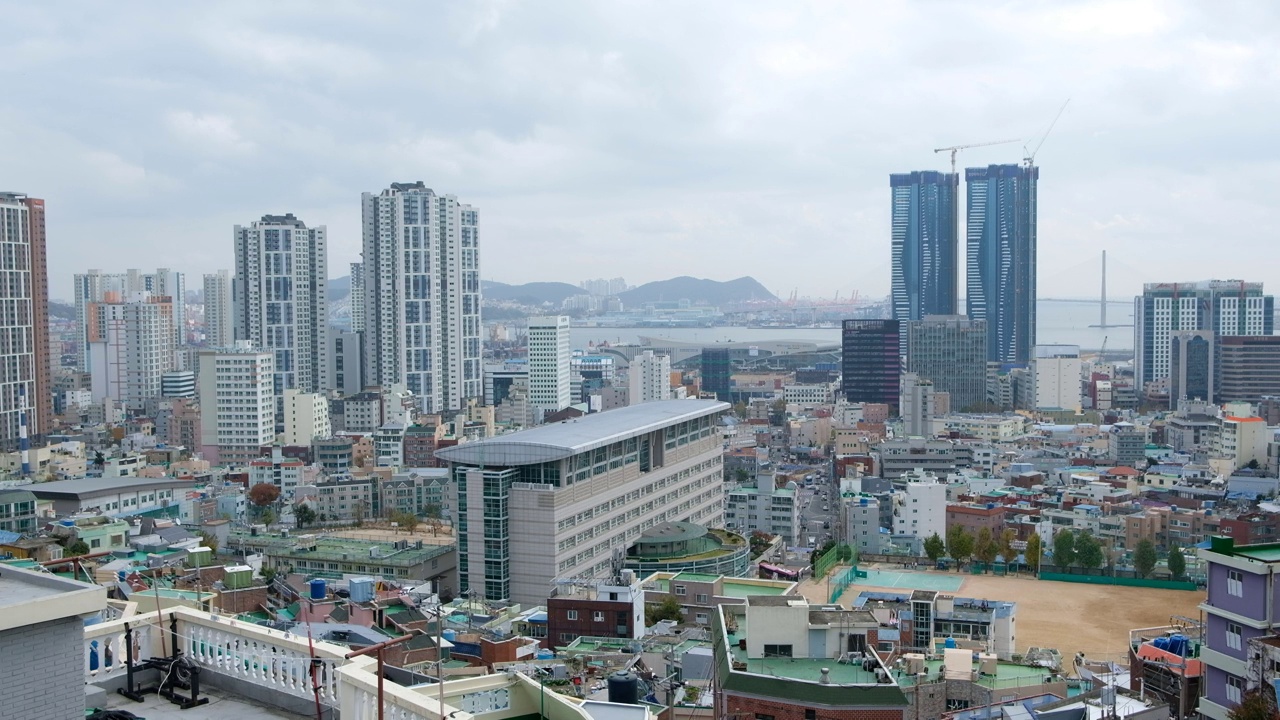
top-left (74, 268), bottom-right (186, 370)
top-left (203, 270), bottom-right (234, 348)
top-left (282, 388), bottom-right (331, 447)
top-left (86, 291), bottom-right (176, 410)
top-left (905, 315), bottom-right (987, 411)
top-left (362, 182), bottom-right (481, 413)
top-left (1168, 330), bottom-right (1215, 407)
top-left (435, 399), bottom-right (728, 603)
top-left (890, 171), bottom-right (959, 326)
top-left (1031, 344), bottom-right (1082, 412)
top-left (628, 350), bottom-right (672, 405)
top-left (0, 193), bottom-right (50, 449)
top-left (527, 316), bottom-right (571, 421)
top-left (966, 164), bottom-right (1038, 364)
top-left (233, 214), bottom-right (328, 396)
top-left (899, 372), bottom-right (945, 437)
top-left (327, 331), bottom-right (364, 397)
top-left (840, 319), bottom-right (901, 410)
top-left (1135, 280), bottom-right (1274, 391)
top-left (348, 261), bottom-right (365, 334)
top-left (198, 343), bottom-right (275, 465)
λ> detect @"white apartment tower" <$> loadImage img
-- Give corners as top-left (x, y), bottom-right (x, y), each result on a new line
top-left (527, 316), bottom-right (572, 421)
top-left (348, 261), bottom-right (365, 334)
top-left (203, 269), bottom-right (234, 348)
top-left (198, 343), bottom-right (275, 465)
top-left (282, 388), bottom-right (332, 447)
top-left (628, 350), bottom-right (672, 406)
top-left (361, 182), bottom-right (482, 413)
top-left (87, 291), bottom-right (176, 410)
top-left (1032, 344), bottom-right (1082, 412)
top-left (74, 268), bottom-right (186, 370)
top-left (233, 214), bottom-right (329, 395)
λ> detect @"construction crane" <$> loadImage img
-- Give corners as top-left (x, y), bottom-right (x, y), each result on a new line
top-left (1023, 98), bottom-right (1070, 167)
top-left (933, 138), bottom-right (1021, 175)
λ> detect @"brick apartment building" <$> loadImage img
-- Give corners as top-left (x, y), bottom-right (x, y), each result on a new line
top-left (545, 575), bottom-right (646, 648)
top-left (946, 502), bottom-right (1006, 538)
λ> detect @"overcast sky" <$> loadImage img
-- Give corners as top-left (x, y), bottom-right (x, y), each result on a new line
top-left (4, 1), bottom-right (1277, 302)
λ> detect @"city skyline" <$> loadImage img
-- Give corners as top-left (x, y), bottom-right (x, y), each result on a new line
top-left (5, 3), bottom-right (1279, 302)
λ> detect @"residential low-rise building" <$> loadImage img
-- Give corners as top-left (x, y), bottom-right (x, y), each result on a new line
top-left (725, 474), bottom-right (801, 546)
top-left (546, 571), bottom-right (646, 647)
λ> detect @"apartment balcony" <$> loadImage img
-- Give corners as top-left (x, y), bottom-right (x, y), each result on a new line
top-left (86, 604), bottom-right (631, 720)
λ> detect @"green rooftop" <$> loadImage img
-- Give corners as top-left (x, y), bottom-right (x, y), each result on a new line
top-left (898, 659), bottom-right (1058, 690)
top-left (721, 580), bottom-right (789, 598)
top-left (672, 572), bottom-right (719, 583)
top-left (1205, 536), bottom-right (1280, 563)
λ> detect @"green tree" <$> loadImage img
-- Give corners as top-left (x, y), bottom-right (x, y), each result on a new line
top-left (974, 527), bottom-right (999, 568)
top-left (260, 508), bottom-right (276, 526)
top-left (65, 539), bottom-right (90, 557)
top-left (1134, 538), bottom-right (1158, 578)
top-left (646, 595), bottom-right (684, 626)
top-left (260, 566), bottom-right (278, 583)
top-left (1052, 529), bottom-right (1076, 568)
top-left (733, 468), bottom-right (750, 484)
top-left (947, 526), bottom-right (974, 567)
top-left (421, 504), bottom-right (443, 519)
top-left (923, 533), bottom-right (946, 563)
top-left (1167, 545), bottom-right (1187, 580)
top-left (391, 510), bottom-right (418, 533)
top-left (1026, 533), bottom-right (1042, 572)
top-left (1228, 689), bottom-right (1278, 720)
top-left (198, 532), bottom-right (219, 554)
top-left (998, 528), bottom-right (1016, 563)
top-left (294, 505), bottom-right (317, 528)
top-left (1075, 532), bottom-right (1104, 570)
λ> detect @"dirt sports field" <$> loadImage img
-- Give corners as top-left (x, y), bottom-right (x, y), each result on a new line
top-left (797, 564), bottom-right (1205, 663)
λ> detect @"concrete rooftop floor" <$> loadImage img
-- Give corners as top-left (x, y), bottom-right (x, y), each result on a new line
top-left (102, 686), bottom-right (315, 719)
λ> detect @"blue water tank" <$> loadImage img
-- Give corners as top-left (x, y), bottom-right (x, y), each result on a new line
top-left (1153, 637), bottom-right (1170, 651)
top-left (860, 498), bottom-right (868, 506)
top-left (309, 578), bottom-right (327, 601)
top-left (443, 629), bottom-right (457, 642)
top-left (536, 649), bottom-right (555, 660)
top-left (945, 637), bottom-right (957, 649)
top-left (117, 570), bottom-right (127, 582)
top-left (1168, 635), bottom-right (1187, 656)
top-left (349, 577), bottom-right (375, 603)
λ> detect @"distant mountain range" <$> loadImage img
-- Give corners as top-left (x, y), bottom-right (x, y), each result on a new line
top-left (325, 275), bottom-right (777, 308)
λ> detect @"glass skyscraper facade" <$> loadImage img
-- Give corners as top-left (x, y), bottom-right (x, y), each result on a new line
top-left (890, 171), bottom-right (959, 325)
top-left (840, 319), bottom-right (901, 410)
top-left (966, 164), bottom-right (1038, 364)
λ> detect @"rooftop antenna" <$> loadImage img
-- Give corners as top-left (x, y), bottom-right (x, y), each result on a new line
top-left (1023, 98), bottom-right (1071, 167)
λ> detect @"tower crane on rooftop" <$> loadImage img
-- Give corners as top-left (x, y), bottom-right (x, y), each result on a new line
top-left (933, 138), bottom-right (1021, 175)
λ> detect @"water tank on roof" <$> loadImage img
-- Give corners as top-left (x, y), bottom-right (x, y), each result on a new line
top-left (944, 637), bottom-right (957, 649)
top-left (442, 629), bottom-right (456, 643)
top-left (309, 578), bottom-right (327, 601)
top-left (860, 498), bottom-right (868, 506)
top-left (607, 672), bottom-right (640, 705)
top-left (536, 649), bottom-right (555, 660)
top-left (349, 577), bottom-right (375, 603)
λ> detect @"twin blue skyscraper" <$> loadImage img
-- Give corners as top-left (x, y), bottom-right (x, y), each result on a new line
top-left (890, 164), bottom-right (1039, 364)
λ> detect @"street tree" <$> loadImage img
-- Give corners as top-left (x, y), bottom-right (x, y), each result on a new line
top-left (1053, 529), bottom-right (1077, 568)
top-left (1075, 533), bottom-right (1104, 570)
top-left (1134, 539), bottom-right (1157, 578)
top-left (923, 533), bottom-right (945, 563)
top-left (1167, 546), bottom-right (1186, 579)
top-left (1026, 533), bottom-right (1042, 572)
top-left (294, 505), bottom-right (317, 528)
top-left (974, 527), bottom-right (999, 568)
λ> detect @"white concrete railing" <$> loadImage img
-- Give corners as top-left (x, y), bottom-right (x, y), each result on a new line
top-left (85, 605), bottom-right (635, 720)
top-left (85, 614), bottom-right (155, 684)
top-left (181, 611), bottom-right (344, 706)
top-left (84, 606), bottom-right (348, 708)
